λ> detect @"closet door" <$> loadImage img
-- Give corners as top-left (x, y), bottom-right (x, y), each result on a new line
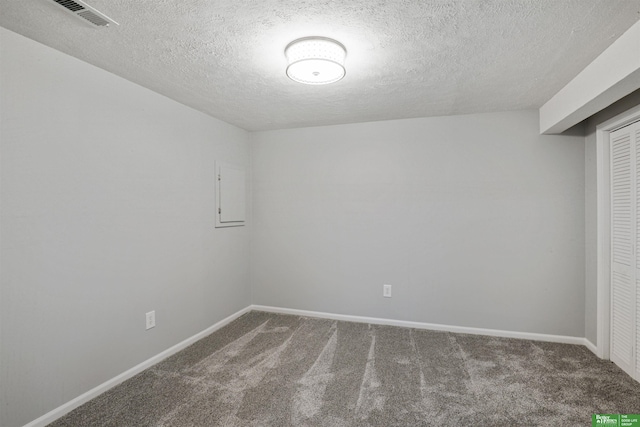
top-left (610, 121), bottom-right (640, 380)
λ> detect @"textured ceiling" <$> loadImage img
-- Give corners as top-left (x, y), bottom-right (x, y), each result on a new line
top-left (1, 0), bottom-right (639, 131)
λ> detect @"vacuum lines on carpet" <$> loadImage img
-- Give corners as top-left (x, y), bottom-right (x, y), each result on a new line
top-left (50, 311), bottom-right (640, 426)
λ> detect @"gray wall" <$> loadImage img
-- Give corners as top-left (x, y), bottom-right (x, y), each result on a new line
top-left (0, 28), bottom-right (251, 427)
top-left (251, 111), bottom-right (585, 336)
top-left (584, 89), bottom-right (640, 346)
top-left (0, 24), bottom-right (600, 427)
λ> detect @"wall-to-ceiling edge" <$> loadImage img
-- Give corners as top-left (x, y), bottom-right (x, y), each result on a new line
top-left (2, 14), bottom-right (621, 425)
top-left (540, 20), bottom-right (640, 135)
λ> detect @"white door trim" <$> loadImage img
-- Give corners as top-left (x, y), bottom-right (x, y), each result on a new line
top-left (596, 104), bottom-right (640, 359)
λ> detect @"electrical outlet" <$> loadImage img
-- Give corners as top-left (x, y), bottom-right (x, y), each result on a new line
top-left (145, 310), bottom-right (156, 330)
top-left (383, 284), bottom-right (392, 298)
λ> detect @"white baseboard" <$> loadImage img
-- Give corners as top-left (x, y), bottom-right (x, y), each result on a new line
top-left (24, 304), bottom-right (594, 427)
top-left (23, 306), bottom-right (252, 427)
top-left (584, 338), bottom-right (599, 356)
top-left (250, 305), bottom-right (587, 346)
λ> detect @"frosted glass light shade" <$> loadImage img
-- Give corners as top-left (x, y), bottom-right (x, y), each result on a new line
top-left (285, 37), bottom-right (346, 85)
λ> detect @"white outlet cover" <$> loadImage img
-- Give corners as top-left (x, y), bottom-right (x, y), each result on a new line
top-left (383, 284), bottom-right (392, 298)
top-left (146, 311), bottom-right (156, 330)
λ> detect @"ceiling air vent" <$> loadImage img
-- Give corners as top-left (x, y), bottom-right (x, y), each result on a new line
top-left (50, 0), bottom-right (119, 27)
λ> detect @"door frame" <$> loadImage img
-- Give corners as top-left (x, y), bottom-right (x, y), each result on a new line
top-left (596, 104), bottom-right (640, 359)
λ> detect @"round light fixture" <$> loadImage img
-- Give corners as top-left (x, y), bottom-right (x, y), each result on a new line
top-left (285, 37), bottom-right (346, 85)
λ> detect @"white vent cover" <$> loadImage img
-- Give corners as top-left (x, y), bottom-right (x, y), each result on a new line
top-left (50, 0), bottom-right (118, 27)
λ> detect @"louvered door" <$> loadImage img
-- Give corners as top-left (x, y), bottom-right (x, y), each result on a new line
top-left (610, 121), bottom-right (640, 381)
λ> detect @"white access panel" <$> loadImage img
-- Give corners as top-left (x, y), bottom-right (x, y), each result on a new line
top-left (216, 163), bottom-right (245, 228)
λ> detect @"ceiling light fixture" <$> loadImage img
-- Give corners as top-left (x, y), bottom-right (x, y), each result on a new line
top-left (285, 37), bottom-right (346, 85)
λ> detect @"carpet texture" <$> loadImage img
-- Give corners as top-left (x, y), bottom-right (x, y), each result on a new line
top-left (49, 312), bottom-right (640, 426)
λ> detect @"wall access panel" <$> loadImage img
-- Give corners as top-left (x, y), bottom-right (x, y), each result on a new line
top-left (216, 162), bottom-right (246, 227)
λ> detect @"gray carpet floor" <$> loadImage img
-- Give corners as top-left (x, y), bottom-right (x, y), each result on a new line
top-left (49, 311), bottom-right (640, 426)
